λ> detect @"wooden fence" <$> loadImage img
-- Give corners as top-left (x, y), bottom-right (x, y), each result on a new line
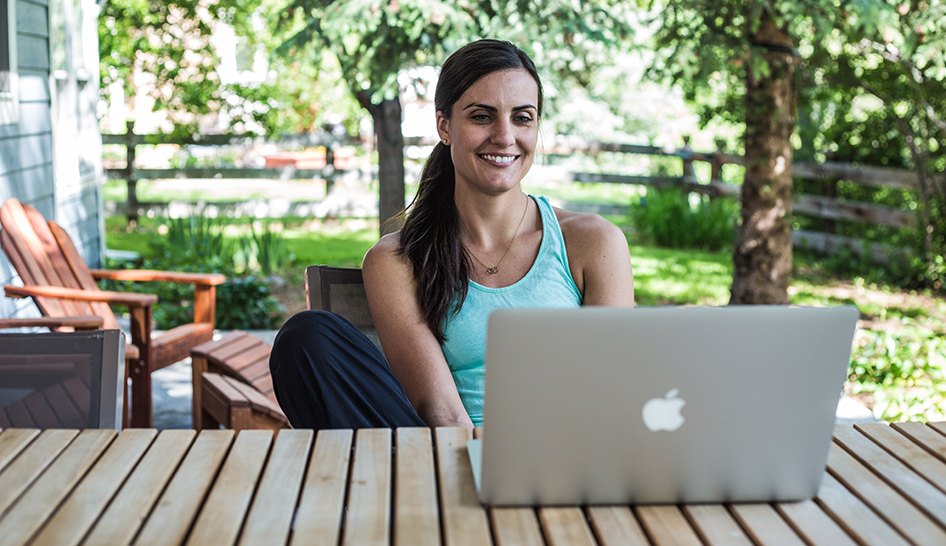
top-left (102, 126), bottom-right (941, 263)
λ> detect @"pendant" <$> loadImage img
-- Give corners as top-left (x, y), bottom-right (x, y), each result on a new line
top-left (486, 267), bottom-right (499, 275)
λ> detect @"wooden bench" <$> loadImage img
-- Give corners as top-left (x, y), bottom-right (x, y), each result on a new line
top-left (190, 331), bottom-right (288, 430)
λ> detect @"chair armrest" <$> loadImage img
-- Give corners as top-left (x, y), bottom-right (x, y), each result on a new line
top-left (4, 285), bottom-right (158, 307)
top-left (90, 269), bottom-right (227, 286)
top-left (0, 316), bottom-right (105, 330)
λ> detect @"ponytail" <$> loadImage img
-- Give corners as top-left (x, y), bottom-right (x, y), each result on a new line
top-left (398, 142), bottom-right (470, 343)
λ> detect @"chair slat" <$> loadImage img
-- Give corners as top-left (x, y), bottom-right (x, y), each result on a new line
top-left (835, 424), bottom-right (946, 526)
top-left (133, 430), bottom-right (235, 546)
top-left (4, 400), bottom-right (36, 427)
top-left (0, 428), bottom-right (40, 473)
top-left (83, 430), bottom-right (197, 546)
top-left (26, 209), bottom-right (99, 318)
top-left (815, 471), bottom-right (912, 546)
top-left (394, 428), bottom-right (439, 546)
top-left (0, 227), bottom-right (71, 319)
top-left (28, 429), bottom-right (156, 546)
top-left (635, 506), bottom-right (703, 546)
top-left (0, 429), bottom-right (115, 546)
top-left (224, 345), bottom-right (273, 375)
top-left (729, 504), bottom-right (807, 546)
top-left (187, 430), bottom-right (274, 546)
top-left (291, 429), bottom-right (353, 546)
top-left (435, 427), bottom-right (492, 546)
top-left (539, 508), bottom-right (597, 546)
top-left (681, 504), bottom-right (753, 546)
top-left (586, 506), bottom-right (651, 546)
top-left (342, 428), bottom-right (391, 546)
top-left (827, 442), bottom-right (946, 545)
top-left (239, 430), bottom-right (314, 546)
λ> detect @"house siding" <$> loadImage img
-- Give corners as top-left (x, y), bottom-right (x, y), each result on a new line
top-left (0, 0), bottom-right (105, 321)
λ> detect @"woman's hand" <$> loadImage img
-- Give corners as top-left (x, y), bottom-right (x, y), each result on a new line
top-left (363, 234), bottom-right (475, 429)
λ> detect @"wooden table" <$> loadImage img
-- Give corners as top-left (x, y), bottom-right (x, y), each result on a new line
top-left (1, 423), bottom-right (946, 546)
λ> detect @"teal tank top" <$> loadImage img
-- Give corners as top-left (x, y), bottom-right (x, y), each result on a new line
top-left (440, 195), bottom-right (582, 426)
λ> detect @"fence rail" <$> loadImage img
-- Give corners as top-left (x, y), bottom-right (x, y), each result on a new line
top-left (102, 127), bottom-right (940, 263)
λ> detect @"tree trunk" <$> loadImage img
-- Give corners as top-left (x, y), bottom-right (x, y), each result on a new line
top-left (358, 91), bottom-right (405, 236)
top-left (730, 15), bottom-right (796, 305)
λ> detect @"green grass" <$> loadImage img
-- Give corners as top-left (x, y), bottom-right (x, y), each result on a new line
top-left (631, 245), bottom-right (733, 306)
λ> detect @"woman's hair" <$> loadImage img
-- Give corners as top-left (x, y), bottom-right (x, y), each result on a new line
top-left (398, 39), bottom-right (543, 343)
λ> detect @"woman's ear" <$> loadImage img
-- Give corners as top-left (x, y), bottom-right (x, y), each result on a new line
top-left (436, 111), bottom-right (450, 145)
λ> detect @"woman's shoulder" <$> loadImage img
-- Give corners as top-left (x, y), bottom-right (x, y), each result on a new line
top-left (364, 231), bottom-right (406, 270)
top-left (551, 206), bottom-right (626, 245)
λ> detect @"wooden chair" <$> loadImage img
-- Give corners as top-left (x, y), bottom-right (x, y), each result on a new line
top-left (190, 265), bottom-right (376, 431)
top-left (304, 265), bottom-right (380, 350)
top-left (0, 198), bottom-right (226, 427)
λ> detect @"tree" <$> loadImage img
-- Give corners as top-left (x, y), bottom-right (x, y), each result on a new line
top-left (275, 0), bottom-right (633, 234)
top-left (98, 0), bottom-right (361, 136)
top-left (646, 0), bottom-right (893, 304)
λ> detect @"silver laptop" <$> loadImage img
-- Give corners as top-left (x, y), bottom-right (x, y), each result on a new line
top-left (468, 305), bottom-right (859, 505)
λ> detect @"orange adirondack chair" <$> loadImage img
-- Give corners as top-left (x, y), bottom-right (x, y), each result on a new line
top-left (0, 198), bottom-right (226, 427)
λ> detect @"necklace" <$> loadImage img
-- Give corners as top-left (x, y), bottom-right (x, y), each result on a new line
top-left (466, 196), bottom-right (529, 275)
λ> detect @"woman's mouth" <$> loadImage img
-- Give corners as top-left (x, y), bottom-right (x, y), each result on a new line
top-left (480, 154), bottom-right (518, 165)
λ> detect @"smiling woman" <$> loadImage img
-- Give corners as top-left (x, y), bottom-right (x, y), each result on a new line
top-left (269, 40), bottom-right (635, 432)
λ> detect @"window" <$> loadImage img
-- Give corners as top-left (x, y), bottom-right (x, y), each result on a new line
top-left (0, 0), bottom-right (18, 125)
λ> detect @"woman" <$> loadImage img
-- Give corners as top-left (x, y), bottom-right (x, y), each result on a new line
top-left (270, 40), bottom-right (634, 430)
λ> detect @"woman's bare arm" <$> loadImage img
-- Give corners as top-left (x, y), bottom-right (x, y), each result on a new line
top-left (362, 234), bottom-right (474, 429)
top-left (556, 209), bottom-right (635, 306)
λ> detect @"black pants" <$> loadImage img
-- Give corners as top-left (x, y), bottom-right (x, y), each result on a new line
top-left (269, 310), bottom-right (426, 430)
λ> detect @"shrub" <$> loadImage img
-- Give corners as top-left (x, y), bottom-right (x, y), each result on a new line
top-left (102, 215), bottom-right (285, 330)
top-left (629, 187), bottom-right (737, 251)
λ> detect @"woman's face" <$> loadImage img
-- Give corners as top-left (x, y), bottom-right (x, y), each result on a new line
top-left (437, 69), bottom-right (539, 196)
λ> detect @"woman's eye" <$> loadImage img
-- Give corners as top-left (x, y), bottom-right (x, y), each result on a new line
top-left (515, 115), bottom-right (534, 124)
top-left (471, 114), bottom-right (491, 122)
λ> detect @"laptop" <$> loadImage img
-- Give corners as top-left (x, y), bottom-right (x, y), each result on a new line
top-left (468, 305), bottom-right (859, 505)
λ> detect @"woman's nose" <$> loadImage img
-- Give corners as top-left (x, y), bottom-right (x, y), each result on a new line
top-left (490, 119), bottom-right (515, 146)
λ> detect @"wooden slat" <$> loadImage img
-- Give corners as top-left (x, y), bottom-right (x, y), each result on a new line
top-left (827, 442), bottom-right (946, 545)
top-left (894, 422), bottom-right (946, 461)
top-left (26, 207), bottom-right (98, 318)
top-left (128, 430), bottom-right (235, 546)
top-left (239, 430), bottom-right (314, 546)
top-left (46, 220), bottom-right (117, 324)
top-left (62, 377), bottom-right (91, 416)
top-left (729, 504), bottom-right (806, 546)
top-left (586, 506), bottom-right (651, 546)
top-left (681, 505), bottom-right (753, 546)
top-left (0, 428), bottom-right (40, 473)
top-left (29, 429), bottom-right (157, 546)
top-left (539, 508), bottom-right (597, 546)
top-left (187, 430), bottom-right (274, 546)
top-left (191, 331), bottom-right (248, 358)
top-left (208, 334), bottom-right (265, 363)
top-left (238, 358), bottom-right (272, 385)
top-left (834, 424), bottom-right (946, 526)
top-left (342, 428), bottom-right (392, 546)
top-left (0, 429), bottom-right (116, 546)
top-left (880, 422), bottom-right (946, 491)
top-left (0, 429), bottom-right (78, 515)
top-left (814, 472), bottom-right (911, 546)
top-left (394, 427), bottom-right (439, 546)
top-left (926, 421), bottom-right (946, 439)
top-left (291, 429), bottom-right (353, 546)
top-left (83, 430), bottom-right (196, 546)
top-left (491, 508), bottom-right (544, 546)
top-left (634, 505), bottom-right (702, 546)
top-left (224, 345), bottom-right (273, 374)
top-left (775, 499), bottom-right (859, 546)
top-left (435, 427), bottom-right (492, 546)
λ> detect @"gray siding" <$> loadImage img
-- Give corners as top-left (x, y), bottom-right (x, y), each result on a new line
top-left (0, 0), bottom-right (104, 321)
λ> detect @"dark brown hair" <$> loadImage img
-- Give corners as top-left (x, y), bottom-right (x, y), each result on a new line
top-left (398, 39), bottom-right (543, 343)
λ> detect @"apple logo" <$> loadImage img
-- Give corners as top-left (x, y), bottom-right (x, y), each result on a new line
top-left (642, 388), bottom-right (686, 431)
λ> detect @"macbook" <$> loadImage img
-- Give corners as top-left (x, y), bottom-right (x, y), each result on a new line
top-left (468, 305), bottom-right (859, 505)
